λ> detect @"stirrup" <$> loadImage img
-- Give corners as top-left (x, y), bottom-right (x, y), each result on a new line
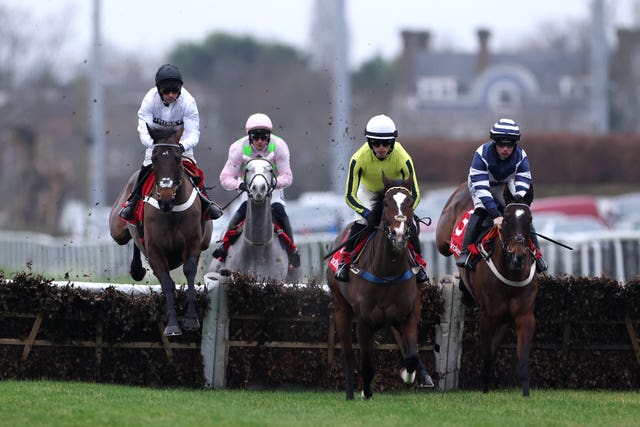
top-left (288, 249), bottom-right (301, 268)
top-left (204, 202), bottom-right (223, 220)
top-left (536, 257), bottom-right (548, 273)
top-left (212, 244), bottom-right (227, 260)
top-left (119, 202), bottom-right (135, 220)
top-left (416, 267), bottom-right (430, 284)
top-left (335, 263), bottom-right (350, 282)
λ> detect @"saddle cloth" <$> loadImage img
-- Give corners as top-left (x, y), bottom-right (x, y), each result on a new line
top-left (449, 209), bottom-right (474, 258)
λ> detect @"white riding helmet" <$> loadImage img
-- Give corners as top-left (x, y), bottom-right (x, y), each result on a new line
top-left (245, 113), bottom-right (273, 132)
top-left (365, 114), bottom-right (398, 140)
top-left (365, 114), bottom-right (398, 152)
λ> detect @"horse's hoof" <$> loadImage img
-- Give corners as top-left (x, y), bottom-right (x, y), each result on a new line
top-left (360, 391), bottom-right (372, 400)
top-left (163, 324), bottom-right (182, 336)
top-left (400, 368), bottom-right (416, 384)
top-left (418, 374), bottom-right (435, 388)
top-left (183, 317), bottom-right (200, 331)
top-left (130, 266), bottom-right (146, 281)
top-left (219, 268), bottom-right (232, 277)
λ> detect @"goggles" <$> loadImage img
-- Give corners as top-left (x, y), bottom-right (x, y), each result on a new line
top-left (494, 138), bottom-right (517, 148)
top-left (368, 137), bottom-right (394, 147)
top-left (160, 87), bottom-right (180, 95)
top-left (249, 130), bottom-right (271, 142)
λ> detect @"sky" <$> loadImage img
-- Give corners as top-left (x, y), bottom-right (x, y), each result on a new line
top-left (5, 0), bottom-right (640, 69)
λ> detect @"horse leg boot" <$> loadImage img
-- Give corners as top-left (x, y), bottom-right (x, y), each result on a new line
top-left (456, 212), bottom-right (483, 270)
top-left (182, 256), bottom-right (200, 331)
top-left (159, 271), bottom-right (181, 336)
top-left (119, 164), bottom-right (153, 220)
top-left (530, 226), bottom-right (548, 273)
top-left (335, 222), bottom-right (367, 282)
top-left (273, 203), bottom-right (300, 268)
top-left (409, 231), bottom-right (429, 283)
top-left (212, 209), bottom-right (245, 260)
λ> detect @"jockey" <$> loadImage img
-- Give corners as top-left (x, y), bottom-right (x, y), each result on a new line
top-left (211, 113), bottom-right (301, 268)
top-left (334, 114), bottom-right (428, 283)
top-left (456, 118), bottom-right (548, 273)
top-left (119, 63), bottom-right (223, 222)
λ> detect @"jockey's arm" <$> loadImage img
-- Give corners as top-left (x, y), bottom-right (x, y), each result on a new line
top-left (178, 98), bottom-right (200, 152)
top-left (273, 140), bottom-right (292, 189)
top-left (219, 141), bottom-right (245, 191)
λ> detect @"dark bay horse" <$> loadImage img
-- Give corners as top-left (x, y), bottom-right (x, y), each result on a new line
top-left (209, 158), bottom-right (289, 280)
top-left (326, 174), bottom-right (430, 400)
top-left (436, 183), bottom-right (538, 396)
top-left (109, 125), bottom-right (213, 336)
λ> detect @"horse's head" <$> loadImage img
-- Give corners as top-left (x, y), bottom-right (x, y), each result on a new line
top-left (243, 158), bottom-right (276, 204)
top-left (149, 125), bottom-right (184, 213)
top-left (501, 203), bottom-right (533, 270)
top-left (377, 173), bottom-right (416, 253)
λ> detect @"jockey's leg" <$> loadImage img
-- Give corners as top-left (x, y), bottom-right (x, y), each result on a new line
top-left (272, 202), bottom-right (300, 268)
top-left (409, 229), bottom-right (429, 284)
top-left (212, 202), bottom-right (247, 261)
top-left (335, 222), bottom-right (367, 282)
top-left (530, 225), bottom-right (548, 273)
top-left (456, 209), bottom-right (485, 270)
top-left (119, 164), bottom-right (153, 220)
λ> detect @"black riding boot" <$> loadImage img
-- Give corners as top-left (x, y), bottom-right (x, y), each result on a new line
top-left (199, 187), bottom-right (223, 220)
top-left (119, 164), bottom-right (153, 220)
top-left (456, 212), bottom-right (483, 270)
top-left (212, 210), bottom-right (244, 260)
top-left (530, 226), bottom-right (548, 273)
top-left (278, 214), bottom-right (300, 268)
top-left (335, 222), bottom-right (367, 282)
top-left (410, 231), bottom-right (429, 284)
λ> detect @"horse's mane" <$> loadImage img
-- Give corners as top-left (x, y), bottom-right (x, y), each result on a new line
top-left (369, 178), bottom-right (409, 225)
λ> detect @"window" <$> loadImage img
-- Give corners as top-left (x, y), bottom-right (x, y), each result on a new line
top-left (416, 76), bottom-right (458, 101)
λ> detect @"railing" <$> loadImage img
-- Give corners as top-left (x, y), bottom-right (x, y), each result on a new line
top-left (2, 229), bottom-right (640, 283)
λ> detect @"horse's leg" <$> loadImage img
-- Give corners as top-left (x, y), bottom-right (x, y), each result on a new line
top-left (479, 314), bottom-right (499, 393)
top-left (356, 321), bottom-right (375, 399)
top-left (157, 269), bottom-right (181, 336)
top-left (182, 254), bottom-right (200, 331)
top-left (514, 312), bottom-right (535, 397)
top-left (334, 304), bottom-right (355, 400)
top-left (130, 245), bottom-right (146, 281)
top-left (398, 314), bottom-right (425, 386)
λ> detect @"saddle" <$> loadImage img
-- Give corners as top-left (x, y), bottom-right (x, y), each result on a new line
top-left (328, 230), bottom-right (427, 275)
top-left (122, 161), bottom-right (208, 226)
top-left (218, 219), bottom-right (297, 257)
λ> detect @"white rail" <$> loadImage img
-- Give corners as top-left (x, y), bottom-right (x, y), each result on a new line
top-left (1, 230), bottom-right (640, 283)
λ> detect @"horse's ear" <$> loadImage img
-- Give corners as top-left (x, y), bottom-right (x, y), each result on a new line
top-left (175, 125), bottom-right (184, 141)
top-left (524, 184), bottom-right (534, 205)
top-left (405, 171), bottom-right (414, 192)
top-left (382, 171), bottom-right (390, 187)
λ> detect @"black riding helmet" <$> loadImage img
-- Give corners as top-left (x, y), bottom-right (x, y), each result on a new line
top-left (155, 64), bottom-right (183, 86)
top-left (155, 64), bottom-right (183, 105)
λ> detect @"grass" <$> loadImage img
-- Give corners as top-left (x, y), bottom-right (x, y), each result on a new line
top-left (1, 380), bottom-right (639, 427)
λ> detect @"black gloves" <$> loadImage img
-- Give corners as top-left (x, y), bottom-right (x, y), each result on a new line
top-left (238, 182), bottom-right (247, 192)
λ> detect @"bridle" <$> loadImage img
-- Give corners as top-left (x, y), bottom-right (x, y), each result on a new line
top-left (243, 160), bottom-right (277, 202)
top-left (151, 143), bottom-right (185, 209)
top-left (380, 186), bottom-right (414, 248)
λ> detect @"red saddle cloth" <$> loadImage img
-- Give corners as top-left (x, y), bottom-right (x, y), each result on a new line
top-left (449, 209), bottom-right (474, 258)
top-left (123, 160), bottom-right (207, 224)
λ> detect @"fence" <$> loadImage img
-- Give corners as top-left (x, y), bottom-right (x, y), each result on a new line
top-left (2, 229), bottom-right (640, 283)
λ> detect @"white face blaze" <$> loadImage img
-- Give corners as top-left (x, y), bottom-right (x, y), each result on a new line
top-left (391, 192), bottom-right (408, 235)
top-left (515, 208), bottom-right (526, 218)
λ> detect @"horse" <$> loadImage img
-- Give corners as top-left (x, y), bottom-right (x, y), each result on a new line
top-left (435, 183), bottom-right (538, 396)
top-left (326, 173), bottom-right (432, 400)
top-left (109, 125), bottom-right (213, 336)
top-left (209, 157), bottom-right (289, 281)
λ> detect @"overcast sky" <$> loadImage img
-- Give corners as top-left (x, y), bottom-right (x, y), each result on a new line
top-left (6, 0), bottom-right (640, 68)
